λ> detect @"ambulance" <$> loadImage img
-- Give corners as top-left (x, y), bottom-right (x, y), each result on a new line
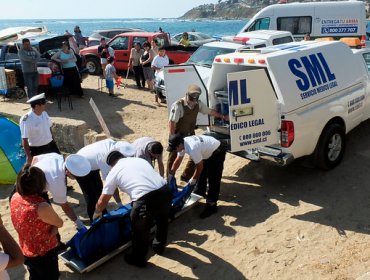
top-left (239, 1), bottom-right (366, 41)
top-left (164, 41), bottom-right (370, 169)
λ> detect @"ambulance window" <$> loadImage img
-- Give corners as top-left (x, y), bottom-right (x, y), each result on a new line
top-left (273, 36), bottom-right (294, 45)
top-left (247, 17), bottom-right (270, 31)
top-left (254, 44), bottom-right (266, 49)
top-left (277, 17), bottom-right (312, 35)
top-left (362, 53), bottom-right (370, 72)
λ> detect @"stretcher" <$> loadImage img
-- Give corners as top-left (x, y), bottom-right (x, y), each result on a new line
top-left (59, 192), bottom-right (202, 273)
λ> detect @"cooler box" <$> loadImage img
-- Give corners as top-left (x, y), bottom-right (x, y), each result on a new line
top-left (4, 69), bottom-right (16, 89)
top-left (37, 67), bottom-right (52, 86)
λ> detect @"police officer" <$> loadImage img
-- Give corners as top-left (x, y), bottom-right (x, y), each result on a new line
top-left (76, 139), bottom-right (135, 221)
top-left (94, 151), bottom-right (172, 268)
top-left (20, 93), bottom-right (60, 164)
top-left (168, 134), bottom-right (226, 219)
top-left (132, 137), bottom-right (164, 177)
top-left (167, 84), bottom-right (227, 181)
top-left (32, 153), bottom-right (91, 229)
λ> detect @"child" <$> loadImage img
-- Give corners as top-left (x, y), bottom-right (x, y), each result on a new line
top-left (105, 56), bottom-right (118, 97)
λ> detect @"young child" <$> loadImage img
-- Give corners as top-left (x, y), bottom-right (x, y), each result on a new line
top-left (105, 56), bottom-right (118, 97)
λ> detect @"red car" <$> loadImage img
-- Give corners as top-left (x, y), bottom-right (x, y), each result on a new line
top-left (80, 32), bottom-right (196, 75)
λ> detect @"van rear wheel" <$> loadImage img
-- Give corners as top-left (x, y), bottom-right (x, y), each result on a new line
top-left (314, 123), bottom-right (345, 170)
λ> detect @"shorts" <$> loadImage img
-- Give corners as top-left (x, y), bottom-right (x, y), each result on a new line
top-left (101, 58), bottom-right (107, 65)
top-left (106, 79), bottom-right (114, 89)
top-left (143, 67), bottom-right (154, 81)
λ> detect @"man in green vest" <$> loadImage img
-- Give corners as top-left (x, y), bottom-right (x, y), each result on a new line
top-left (167, 84), bottom-right (227, 181)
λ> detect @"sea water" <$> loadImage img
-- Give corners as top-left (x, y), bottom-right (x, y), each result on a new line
top-left (0, 18), bottom-right (247, 38)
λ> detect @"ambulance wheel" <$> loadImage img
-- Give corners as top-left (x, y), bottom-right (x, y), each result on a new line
top-left (314, 123), bottom-right (345, 170)
top-left (86, 57), bottom-right (101, 75)
top-left (15, 88), bottom-right (26, 99)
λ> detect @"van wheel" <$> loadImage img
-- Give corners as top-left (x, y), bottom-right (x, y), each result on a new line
top-left (314, 123), bottom-right (345, 170)
top-left (86, 57), bottom-right (101, 75)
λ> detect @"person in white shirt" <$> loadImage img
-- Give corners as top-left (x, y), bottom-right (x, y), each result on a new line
top-left (94, 152), bottom-right (171, 268)
top-left (168, 134), bottom-right (226, 219)
top-left (76, 139), bottom-right (134, 221)
top-left (20, 93), bottom-right (60, 164)
top-left (32, 153), bottom-right (91, 229)
top-left (132, 137), bottom-right (164, 177)
top-left (0, 214), bottom-right (23, 280)
top-left (151, 47), bottom-right (169, 104)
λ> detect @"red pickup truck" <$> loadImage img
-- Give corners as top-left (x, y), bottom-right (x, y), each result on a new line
top-left (80, 31), bottom-right (197, 75)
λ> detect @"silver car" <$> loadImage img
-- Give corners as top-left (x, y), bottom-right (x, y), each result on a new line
top-left (171, 32), bottom-right (216, 47)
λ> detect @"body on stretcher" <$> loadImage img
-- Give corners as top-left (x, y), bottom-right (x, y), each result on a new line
top-left (59, 179), bottom-right (202, 273)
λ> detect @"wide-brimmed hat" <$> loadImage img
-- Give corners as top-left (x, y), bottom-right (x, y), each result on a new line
top-left (65, 154), bottom-right (91, 177)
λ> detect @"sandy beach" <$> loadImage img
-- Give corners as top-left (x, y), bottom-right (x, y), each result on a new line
top-left (2, 75), bottom-right (370, 279)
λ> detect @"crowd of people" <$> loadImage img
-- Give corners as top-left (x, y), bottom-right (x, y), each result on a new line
top-left (2, 23), bottom-right (230, 278)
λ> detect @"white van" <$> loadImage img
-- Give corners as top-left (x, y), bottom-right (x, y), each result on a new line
top-left (239, 1), bottom-right (366, 40)
top-left (164, 41), bottom-right (370, 169)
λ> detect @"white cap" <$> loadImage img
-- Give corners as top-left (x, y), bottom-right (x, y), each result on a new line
top-left (114, 141), bottom-right (135, 157)
top-left (65, 154), bottom-right (91, 177)
top-left (27, 93), bottom-right (46, 104)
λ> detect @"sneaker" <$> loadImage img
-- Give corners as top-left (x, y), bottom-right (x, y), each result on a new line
top-left (124, 253), bottom-right (147, 268)
top-left (199, 204), bottom-right (217, 219)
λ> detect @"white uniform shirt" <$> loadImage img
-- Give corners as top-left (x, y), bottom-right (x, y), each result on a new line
top-left (151, 55), bottom-right (169, 73)
top-left (103, 158), bottom-right (166, 201)
top-left (77, 138), bottom-right (116, 180)
top-left (179, 135), bottom-right (220, 164)
top-left (169, 98), bottom-right (211, 123)
top-left (20, 110), bottom-right (53, 147)
top-left (0, 252), bottom-right (10, 280)
top-left (33, 153), bottom-right (67, 204)
top-left (132, 137), bottom-right (163, 166)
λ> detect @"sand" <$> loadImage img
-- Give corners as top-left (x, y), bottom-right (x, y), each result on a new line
top-left (2, 75), bottom-right (370, 280)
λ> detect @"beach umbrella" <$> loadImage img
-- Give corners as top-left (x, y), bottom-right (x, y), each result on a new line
top-left (0, 116), bottom-right (25, 184)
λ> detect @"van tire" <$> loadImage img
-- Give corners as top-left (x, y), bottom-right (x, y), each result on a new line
top-left (86, 57), bottom-right (101, 75)
top-left (314, 123), bottom-right (345, 170)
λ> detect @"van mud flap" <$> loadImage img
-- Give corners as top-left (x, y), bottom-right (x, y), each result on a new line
top-left (58, 193), bottom-right (202, 273)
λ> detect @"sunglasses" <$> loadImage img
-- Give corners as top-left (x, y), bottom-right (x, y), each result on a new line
top-left (188, 94), bottom-right (199, 101)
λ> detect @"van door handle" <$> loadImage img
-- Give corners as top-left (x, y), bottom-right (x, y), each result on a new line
top-left (232, 107), bottom-right (253, 122)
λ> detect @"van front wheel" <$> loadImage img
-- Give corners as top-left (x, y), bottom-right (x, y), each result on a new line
top-left (314, 123), bottom-right (345, 170)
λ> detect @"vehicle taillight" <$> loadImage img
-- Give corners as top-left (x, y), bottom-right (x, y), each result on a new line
top-left (233, 37), bottom-right (250, 43)
top-left (361, 35), bottom-right (366, 48)
top-left (281, 120), bottom-right (294, 147)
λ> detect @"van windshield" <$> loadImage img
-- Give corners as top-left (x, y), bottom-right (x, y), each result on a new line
top-left (187, 46), bottom-right (237, 66)
top-left (247, 17), bottom-right (270, 31)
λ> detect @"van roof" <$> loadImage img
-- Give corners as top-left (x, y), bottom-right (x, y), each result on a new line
top-left (261, 1), bottom-right (364, 11)
top-left (236, 30), bottom-right (293, 40)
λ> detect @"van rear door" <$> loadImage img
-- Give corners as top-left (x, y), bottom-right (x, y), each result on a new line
top-left (228, 69), bottom-right (279, 152)
top-left (164, 64), bottom-right (210, 126)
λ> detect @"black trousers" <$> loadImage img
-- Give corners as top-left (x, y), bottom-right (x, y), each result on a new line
top-left (29, 140), bottom-right (60, 157)
top-left (130, 184), bottom-right (172, 261)
top-left (75, 170), bottom-right (106, 221)
top-left (63, 66), bottom-right (83, 96)
top-left (195, 146), bottom-right (226, 203)
top-left (24, 247), bottom-right (59, 280)
top-left (133, 65), bottom-right (145, 87)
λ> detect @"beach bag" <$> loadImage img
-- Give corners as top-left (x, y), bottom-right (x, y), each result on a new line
top-left (169, 178), bottom-right (195, 215)
top-left (67, 205), bottom-right (132, 264)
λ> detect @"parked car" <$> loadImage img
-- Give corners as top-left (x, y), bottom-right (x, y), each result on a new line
top-left (87, 28), bottom-right (145, 47)
top-left (0, 34), bottom-right (88, 89)
top-left (80, 31), bottom-right (197, 75)
top-left (171, 31), bottom-right (216, 47)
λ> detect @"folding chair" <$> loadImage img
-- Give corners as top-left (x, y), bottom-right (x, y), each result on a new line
top-left (50, 75), bottom-right (73, 111)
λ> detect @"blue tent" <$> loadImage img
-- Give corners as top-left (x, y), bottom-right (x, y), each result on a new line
top-left (0, 116), bottom-right (25, 184)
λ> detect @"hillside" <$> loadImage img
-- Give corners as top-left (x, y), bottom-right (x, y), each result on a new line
top-left (181, 0), bottom-right (271, 20)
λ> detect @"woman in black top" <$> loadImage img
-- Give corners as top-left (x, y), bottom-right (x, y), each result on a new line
top-left (140, 42), bottom-right (156, 93)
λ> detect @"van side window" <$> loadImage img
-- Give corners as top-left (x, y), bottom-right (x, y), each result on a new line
top-left (254, 44), bottom-right (266, 49)
top-left (277, 17), bottom-right (312, 35)
top-left (247, 17), bottom-right (270, 31)
top-left (362, 53), bottom-right (370, 72)
top-left (272, 36), bottom-right (294, 45)
top-left (5, 45), bottom-right (19, 60)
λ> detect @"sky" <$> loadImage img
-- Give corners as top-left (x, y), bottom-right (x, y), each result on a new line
top-left (0, 0), bottom-right (220, 19)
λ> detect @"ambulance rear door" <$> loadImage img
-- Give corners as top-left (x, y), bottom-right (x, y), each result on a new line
top-left (164, 64), bottom-right (210, 126)
top-left (228, 69), bottom-right (280, 152)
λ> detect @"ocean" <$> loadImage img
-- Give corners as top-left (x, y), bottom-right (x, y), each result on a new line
top-left (0, 18), bottom-right (247, 38)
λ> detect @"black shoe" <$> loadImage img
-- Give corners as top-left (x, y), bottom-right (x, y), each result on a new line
top-left (152, 244), bottom-right (165, 255)
top-left (66, 185), bottom-right (74, 192)
top-left (199, 204), bottom-right (217, 219)
top-left (55, 242), bottom-right (68, 253)
top-left (124, 253), bottom-right (147, 268)
top-left (180, 175), bottom-right (190, 182)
